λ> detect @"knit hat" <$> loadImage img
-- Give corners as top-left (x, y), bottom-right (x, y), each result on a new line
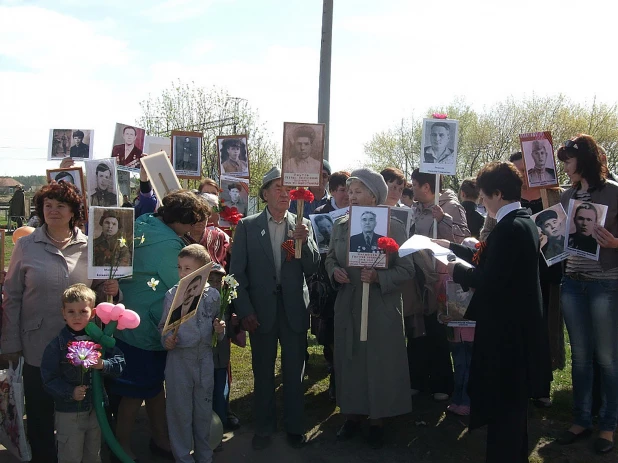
top-left (346, 168), bottom-right (388, 205)
top-left (259, 167), bottom-right (282, 201)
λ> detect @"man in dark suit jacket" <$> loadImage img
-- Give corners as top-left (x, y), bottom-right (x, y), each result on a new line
top-left (444, 162), bottom-right (551, 463)
top-left (349, 210), bottom-right (383, 252)
top-left (230, 167), bottom-right (320, 450)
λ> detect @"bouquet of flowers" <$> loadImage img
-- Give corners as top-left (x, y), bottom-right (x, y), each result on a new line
top-left (212, 274), bottom-right (239, 347)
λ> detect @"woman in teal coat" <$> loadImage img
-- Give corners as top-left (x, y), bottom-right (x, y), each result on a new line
top-left (111, 190), bottom-right (210, 461)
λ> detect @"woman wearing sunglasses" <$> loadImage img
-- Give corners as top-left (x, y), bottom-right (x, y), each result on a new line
top-left (556, 134), bottom-right (618, 455)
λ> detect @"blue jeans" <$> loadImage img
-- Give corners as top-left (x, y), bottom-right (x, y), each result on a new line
top-left (213, 367), bottom-right (229, 425)
top-left (450, 341), bottom-right (473, 407)
top-left (561, 276), bottom-right (618, 431)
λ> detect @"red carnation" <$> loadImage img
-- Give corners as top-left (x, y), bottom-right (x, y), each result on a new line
top-left (290, 188), bottom-right (314, 202)
top-left (432, 113), bottom-right (448, 119)
top-left (377, 237), bottom-right (400, 254)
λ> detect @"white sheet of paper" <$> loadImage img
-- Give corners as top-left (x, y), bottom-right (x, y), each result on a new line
top-left (399, 234), bottom-right (452, 257)
top-left (399, 234), bottom-right (473, 268)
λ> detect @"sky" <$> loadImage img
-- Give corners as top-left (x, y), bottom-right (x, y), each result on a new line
top-left (1, 0), bottom-right (617, 177)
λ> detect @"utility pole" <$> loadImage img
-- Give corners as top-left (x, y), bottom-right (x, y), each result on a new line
top-left (318, 0), bottom-right (333, 161)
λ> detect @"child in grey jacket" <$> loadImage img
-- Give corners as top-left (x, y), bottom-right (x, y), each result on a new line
top-left (158, 244), bottom-right (225, 463)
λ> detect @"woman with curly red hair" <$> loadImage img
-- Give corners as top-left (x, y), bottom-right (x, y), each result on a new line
top-left (1, 182), bottom-right (118, 463)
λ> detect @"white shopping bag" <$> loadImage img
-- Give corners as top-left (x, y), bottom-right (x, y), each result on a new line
top-left (0, 357), bottom-right (32, 461)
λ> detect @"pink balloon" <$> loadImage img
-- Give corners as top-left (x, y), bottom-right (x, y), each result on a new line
top-left (95, 303), bottom-right (115, 324)
top-left (110, 304), bottom-right (125, 320)
top-left (95, 303), bottom-right (126, 324)
top-left (116, 310), bottom-right (140, 330)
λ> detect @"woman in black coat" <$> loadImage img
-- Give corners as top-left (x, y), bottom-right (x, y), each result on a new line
top-left (435, 162), bottom-right (551, 463)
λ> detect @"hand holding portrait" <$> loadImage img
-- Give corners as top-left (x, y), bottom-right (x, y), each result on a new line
top-left (103, 279), bottom-right (119, 297)
top-left (360, 267), bottom-right (378, 284)
top-left (593, 224), bottom-right (618, 249)
top-left (293, 223), bottom-right (309, 243)
top-left (164, 335), bottom-right (177, 350)
top-left (431, 205), bottom-right (445, 221)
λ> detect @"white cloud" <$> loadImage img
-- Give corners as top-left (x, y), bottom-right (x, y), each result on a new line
top-left (141, 0), bottom-right (220, 24)
top-left (0, 5), bottom-right (132, 72)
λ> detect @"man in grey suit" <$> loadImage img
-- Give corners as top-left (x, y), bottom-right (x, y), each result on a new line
top-left (230, 167), bottom-right (320, 450)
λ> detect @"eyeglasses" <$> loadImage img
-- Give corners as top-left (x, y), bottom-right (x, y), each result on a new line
top-left (564, 140), bottom-right (579, 150)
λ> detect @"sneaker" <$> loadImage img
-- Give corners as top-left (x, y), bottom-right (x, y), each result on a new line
top-left (337, 419), bottom-right (361, 441)
top-left (433, 393), bottom-right (450, 401)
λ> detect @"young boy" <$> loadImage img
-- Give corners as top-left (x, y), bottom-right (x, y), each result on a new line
top-left (40, 283), bottom-right (125, 463)
top-left (159, 244), bottom-right (225, 463)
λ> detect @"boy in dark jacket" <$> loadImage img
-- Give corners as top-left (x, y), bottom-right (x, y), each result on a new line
top-left (41, 284), bottom-right (125, 463)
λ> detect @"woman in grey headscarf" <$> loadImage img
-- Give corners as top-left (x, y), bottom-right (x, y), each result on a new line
top-left (325, 168), bottom-right (414, 449)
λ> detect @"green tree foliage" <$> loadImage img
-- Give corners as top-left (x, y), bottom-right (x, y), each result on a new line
top-left (10, 175), bottom-right (47, 190)
top-left (137, 80), bottom-right (279, 203)
top-left (365, 95), bottom-right (618, 190)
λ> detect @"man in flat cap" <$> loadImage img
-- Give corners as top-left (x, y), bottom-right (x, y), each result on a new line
top-left (230, 167), bottom-right (320, 450)
top-left (535, 208), bottom-right (565, 261)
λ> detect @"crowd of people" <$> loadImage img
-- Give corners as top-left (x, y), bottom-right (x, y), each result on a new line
top-left (0, 133), bottom-right (617, 463)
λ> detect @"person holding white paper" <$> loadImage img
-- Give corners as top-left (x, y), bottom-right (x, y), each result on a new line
top-left (437, 161), bottom-right (550, 463)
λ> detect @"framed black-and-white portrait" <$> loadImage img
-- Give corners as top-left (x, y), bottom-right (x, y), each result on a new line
top-left (48, 129), bottom-right (94, 160)
top-left (219, 175), bottom-right (249, 226)
top-left (141, 151), bottom-right (182, 204)
top-left (282, 122), bottom-right (325, 187)
top-left (217, 135), bottom-right (249, 178)
top-left (88, 206), bottom-right (135, 279)
top-left (565, 199), bottom-right (608, 261)
top-left (309, 213), bottom-right (334, 253)
top-left (419, 118), bottom-right (459, 176)
top-left (171, 131), bottom-right (202, 179)
top-left (520, 132), bottom-right (558, 189)
top-left (144, 135), bottom-right (171, 158)
top-left (531, 204), bottom-right (569, 266)
top-left (111, 123), bottom-right (146, 171)
top-left (347, 205), bottom-right (390, 268)
top-left (85, 159), bottom-right (119, 208)
top-left (445, 280), bottom-right (475, 327)
top-left (161, 262), bottom-right (214, 335)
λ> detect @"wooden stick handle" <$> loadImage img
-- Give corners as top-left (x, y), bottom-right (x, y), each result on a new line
top-left (360, 282), bottom-right (369, 341)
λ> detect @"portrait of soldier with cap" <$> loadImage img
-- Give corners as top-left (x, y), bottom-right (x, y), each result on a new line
top-left (533, 205), bottom-right (567, 263)
top-left (282, 122), bottom-right (325, 187)
top-left (92, 208), bottom-right (133, 267)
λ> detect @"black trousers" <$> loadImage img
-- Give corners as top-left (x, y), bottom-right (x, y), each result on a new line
top-left (23, 362), bottom-right (58, 463)
top-left (407, 314), bottom-right (454, 395)
top-left (485, 401), bottom-right (529, 463)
